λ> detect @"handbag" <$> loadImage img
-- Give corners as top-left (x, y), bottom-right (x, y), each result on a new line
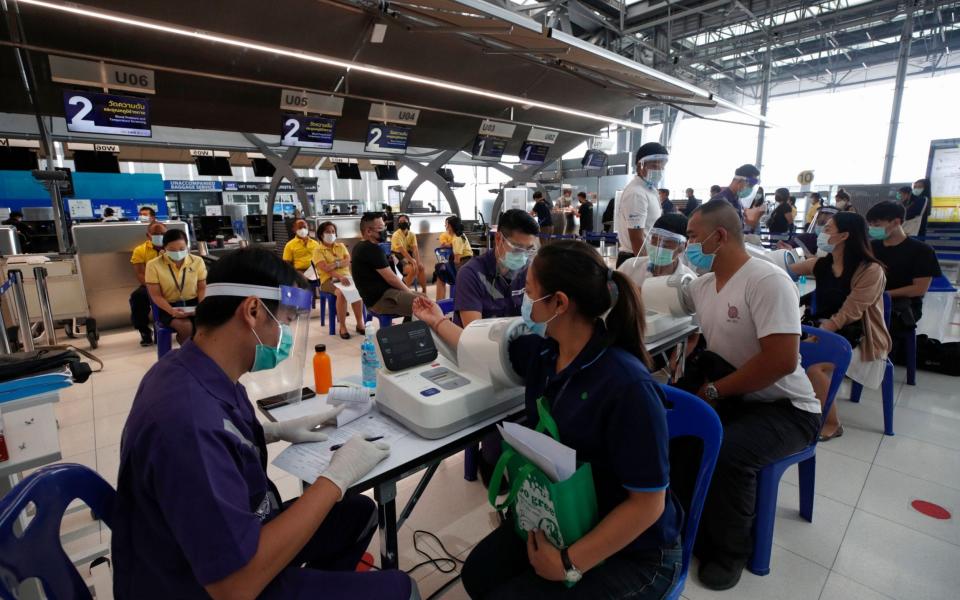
top-left (488, 398), bottom-right (599, 551)
top-left (0, 345), bottom-right (102, 384)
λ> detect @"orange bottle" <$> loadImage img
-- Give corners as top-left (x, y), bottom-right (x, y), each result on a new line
top-left (313, 344), bottom-right (333, 395)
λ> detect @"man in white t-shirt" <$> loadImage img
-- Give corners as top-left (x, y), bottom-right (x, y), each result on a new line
top-left (614, 142), bottom-right (667, 265)
top-left (617, 213), bottom-right (694, 290)
top-left (682, 200), bottom-right (822, 591)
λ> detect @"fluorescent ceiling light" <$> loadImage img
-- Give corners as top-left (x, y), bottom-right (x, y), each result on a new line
top-left (18, 0), bottom-right (645, 130)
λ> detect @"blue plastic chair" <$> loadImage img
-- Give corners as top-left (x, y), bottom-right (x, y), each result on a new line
top-left (151, 303), bottom-right (174, 359)
top-left (849, 293), bottom-right (897, 434)
top-left (660, 385), bottom-right (723, 599)
top-left (748, 326), bottom-right (852, 576)
top-left (319, 291), bottom-right (338, 335)
top-left (0, 464), bottom-right (116, 600)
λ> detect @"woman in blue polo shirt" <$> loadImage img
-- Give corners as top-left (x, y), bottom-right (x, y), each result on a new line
top-left (414, 240), bottom-right (682, 598)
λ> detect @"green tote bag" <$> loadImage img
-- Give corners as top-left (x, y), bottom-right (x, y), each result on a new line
top-left (488, 397), bottom-right (599, 550)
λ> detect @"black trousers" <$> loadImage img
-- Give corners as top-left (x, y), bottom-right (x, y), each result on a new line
top-left (616, 251), bottom-right (635, 267)
top-left (695, 400), bottom-right (821, 564)
top-left (129, 285), bottom-right (152, 339)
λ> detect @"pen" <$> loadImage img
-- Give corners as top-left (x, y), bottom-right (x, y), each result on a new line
top-left (330, 436), bottom-right (383, 451)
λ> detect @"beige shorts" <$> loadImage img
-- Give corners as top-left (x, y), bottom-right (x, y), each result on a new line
top-left (370, 288), bottom-right (422, 316)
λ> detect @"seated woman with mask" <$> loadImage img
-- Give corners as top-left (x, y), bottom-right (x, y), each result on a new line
top-left (414, 241), bottom-right (682, 599)
top-left (145, 229), bottom-right (206, 344)
top-left (113, 248), bottom-right (416, 600)
top-left (617, 213), bottom-right (694, 289)
top-left (314, 221), bottom-right (365, 339)
top-left (789, 212), bottom-right (890, 441)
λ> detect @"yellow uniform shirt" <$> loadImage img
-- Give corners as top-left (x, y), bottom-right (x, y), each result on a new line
top-left (451, 234), bottom-right (473, 260)
top-left (438, 232), bottom-right (453, 246)
top-left (391, 229), bottom-right (417, 254)
top-left (283, 237), bottom-right (322, 271)
top-left (313, 243), bottom-right (350, 283)
top-left (130, 240), bottom-right (160, 265)
top-left (145, 253), bottom-right (207, 303)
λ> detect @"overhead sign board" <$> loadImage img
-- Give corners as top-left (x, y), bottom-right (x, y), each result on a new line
top-left (163, 180), bottom-right (223, 192)
top-left (67, 143), bottom-right (120, 153)
top-left (281, 114), bottom-right (336, 149)
top-left (190, 149), bottom-right (231, 157)
top-left (471, 135), bottom-right (507, 162)
top-left (527, 127), bottom-right (559, 145)
top-left (63, 91), bottom-right (151, 137)
top-left (49, 55), bottom-right (155, 94)
top-left (0, 139), bottom-right (41, 148)
top-left (479, 120), bottom-right (516, 139)
top-left (519, 142), bottom-right (549, 165)
top-left (223, 181), bottom-right (318, 193)
top-left (279, 90), bottom-right (344, 116)
top-left (366, 123), bottom-right (410, 154)
top-left (368, 104), bottom-right (419, 125)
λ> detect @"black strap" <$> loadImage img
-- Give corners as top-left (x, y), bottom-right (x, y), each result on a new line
top-left (167, 262), bottom-right (188, 295)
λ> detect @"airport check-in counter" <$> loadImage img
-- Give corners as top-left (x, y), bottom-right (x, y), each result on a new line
top-left (310, 214), bottom-right (454, 274)
top-left (73, 222), bottom-right (189, 330)
top-left (0, 226), bottom-right (21, 255)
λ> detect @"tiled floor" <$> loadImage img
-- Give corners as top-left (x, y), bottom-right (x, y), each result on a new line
top-left (40, 290), bottom-right (960, 600)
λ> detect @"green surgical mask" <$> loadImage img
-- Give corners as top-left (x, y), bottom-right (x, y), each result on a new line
top-left (250, 303), bottom-right (293, 372)
top-left (648, 245), bottom-right (676, 267)
top-left (868, 226), bottom-right (889, 241)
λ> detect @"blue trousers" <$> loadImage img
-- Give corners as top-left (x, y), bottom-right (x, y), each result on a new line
top-left (261, 495), bottom-right (416, 600)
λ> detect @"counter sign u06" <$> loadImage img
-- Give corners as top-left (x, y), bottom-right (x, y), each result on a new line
top-left (63, 90), bottom-right (151, 137)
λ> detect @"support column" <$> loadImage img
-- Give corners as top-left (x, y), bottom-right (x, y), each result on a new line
top-left (882, 6), bottom-right (918, 184)
top-left (755, 42), bottom-right (773, 170)
top-left (396, 151), bottom-right (461, 215)
top-left (243, 134), bottom-right (309, 241)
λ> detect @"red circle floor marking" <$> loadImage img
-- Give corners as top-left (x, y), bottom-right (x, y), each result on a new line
top-left (911, 500), bottom-right (952, 520)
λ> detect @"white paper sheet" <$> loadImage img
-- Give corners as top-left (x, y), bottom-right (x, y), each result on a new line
top-left (498, 421), bottom-right (577, 483)
top-left (328, 386), bottom-right (372, 406)
top-left (271, 412), bottom-right (408, 483)
top-left (333, 281), bottom-right (362, 304)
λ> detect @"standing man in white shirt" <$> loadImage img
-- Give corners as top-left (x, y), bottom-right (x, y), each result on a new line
top-left (615, 142), bottom-right (668, 266)
top-left (682, 200), bottom-right (822, 591)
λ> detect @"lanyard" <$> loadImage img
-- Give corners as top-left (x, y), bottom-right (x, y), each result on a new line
top-left (167, 262), bottom-right (187, 294)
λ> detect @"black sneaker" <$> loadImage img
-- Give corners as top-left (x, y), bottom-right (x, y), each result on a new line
top-left (697, 558), bottom-right (745, 591)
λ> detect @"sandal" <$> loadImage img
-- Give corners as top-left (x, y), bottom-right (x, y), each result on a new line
top-left (355, 327), bottom-right (366, 335)
top-left (339, 327), bottom-right (351, 340)
top-left (818, 425), bottom-right (844, 443)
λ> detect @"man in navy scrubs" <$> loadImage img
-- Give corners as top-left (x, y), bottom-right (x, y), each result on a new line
top-left (112, 248), bottom-right (418, 600)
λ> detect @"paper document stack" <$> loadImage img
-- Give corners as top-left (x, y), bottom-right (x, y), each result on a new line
top-left (498, 421), bottom-right (576, 482)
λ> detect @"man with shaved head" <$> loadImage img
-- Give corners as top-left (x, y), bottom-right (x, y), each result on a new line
top-left (681, 200), bottom-right (821, 590)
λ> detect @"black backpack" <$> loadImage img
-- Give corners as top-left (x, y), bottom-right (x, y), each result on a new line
top-left (916, 335), bottom-right (960, 376)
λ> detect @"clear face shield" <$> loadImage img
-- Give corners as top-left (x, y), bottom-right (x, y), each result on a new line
top-left (639, 155), bottom-right (669, 186)
top-left (646, 228), bottom-right (687, 270)
top-left (205, 283), bottom-right (314, 405)
top-left (806, 206), bottom-right (839, 234)
top-left (734, 175), bottom-right (761, 207)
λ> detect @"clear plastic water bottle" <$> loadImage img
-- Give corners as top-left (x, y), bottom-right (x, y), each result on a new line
top-left (798, 274), bottom-right (807, 286)
top-left (361, 325), bottom-right (379, 389)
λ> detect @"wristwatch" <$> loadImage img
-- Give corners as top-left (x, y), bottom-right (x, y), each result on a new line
top-left (560, 548), bottom-right (583, 584)
top-left (704, 382), bottom-right (721, 402)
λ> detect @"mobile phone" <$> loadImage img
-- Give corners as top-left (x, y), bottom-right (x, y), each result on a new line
top-left (256, 387), bottom-right (316, 410)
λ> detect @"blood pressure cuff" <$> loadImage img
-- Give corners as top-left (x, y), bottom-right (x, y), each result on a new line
top-left (673, 350), bottom-right (737, 396)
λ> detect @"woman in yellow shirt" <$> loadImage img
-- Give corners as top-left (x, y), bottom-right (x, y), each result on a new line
top-left (145, 229), bottom-right (207, 344)
top-left (282, 219), bottom-right (322, 273)
top-left (434, 216), bottom-right (473, 301)
top-left (315, 222), bottom-right (365, 339)
top-left (390, 214), bottom-right (426, 291)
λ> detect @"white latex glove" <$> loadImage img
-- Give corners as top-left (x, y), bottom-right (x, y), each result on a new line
top-left (261, 405), bottom-right (345, 444)
top-left (318, 435), bottom-right (390, 499)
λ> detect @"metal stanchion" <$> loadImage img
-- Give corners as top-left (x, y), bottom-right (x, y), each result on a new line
top-left (8, 270), bottom-right (34, 352)
top-left (33, 266), bottom-right (57, 346)
top-left (0, 280), bottom-right (11, 355)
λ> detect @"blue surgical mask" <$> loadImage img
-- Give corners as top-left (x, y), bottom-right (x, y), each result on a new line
top-left (151, 235), bottom-right (164, 247)
top-left (912, 187), bottom-right (923, 196)
top-left (166, 249), bottom-right (188, 262)
top-left (868, 226), bottom-right (888, 241)
top-left (139, 215), bottom-right (151, 223)
top-left (521, 292), bottom-right (555, 337)
top-left (684, 231), bottom-right (720, 272)
top-left (648, 245), bottom-right (676, 267)
top-left (644, 169), bottom-right (663, 185)
top-left (501, 250), bottom-right (528, 272)
top-left (813, 225), bottom-right (825, 235)
top-left (251, 304), bottom-right (293, 372)
top-left (738, 186), bottom-right (756, 199)
top-left (817, 231), bottom-right (835, 253)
